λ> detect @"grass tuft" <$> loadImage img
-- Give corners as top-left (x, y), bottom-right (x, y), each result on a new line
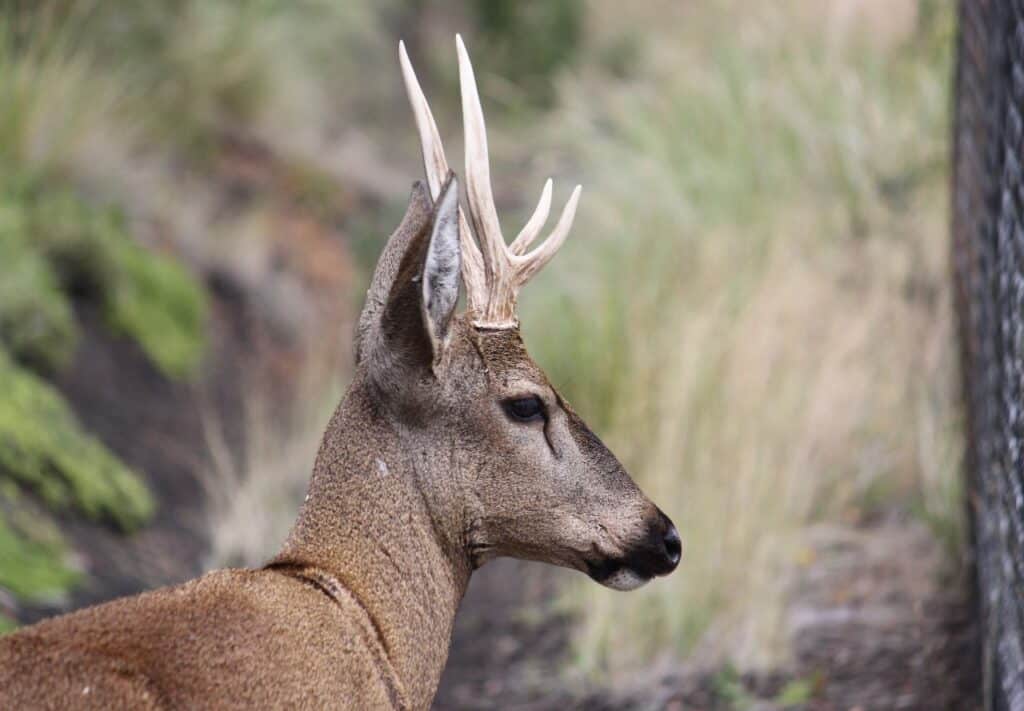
top-left (104, 234), bottom-right (208, 379)
top-left (0, 205), bottom-right (77, 373)
top-left (0, 507), bottom-right (79, 604)
top-left (0, 349), bottom-right (154, 531)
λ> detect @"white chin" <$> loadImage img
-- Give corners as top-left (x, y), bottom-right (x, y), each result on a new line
top-left (600, 568), bottom-right (650, 591)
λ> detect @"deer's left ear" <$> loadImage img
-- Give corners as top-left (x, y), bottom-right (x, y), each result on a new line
top-left (374, 173), bottom-right (461, 382)
top-left (420, 174), bottom-right (461, 348)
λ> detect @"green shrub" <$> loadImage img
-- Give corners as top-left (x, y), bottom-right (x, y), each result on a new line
top-left (0, 511), bottom-right (79, 603)
top-left (105, 236), bottom-right (208, 379)
top-left (26, 186), bottom-right (121, 297)
top-left (0, 204), bottom-right (77, 373)
top-left (0, 349), bottom-right (154, 531)
top-left (1, 176), bottom-right (208, 379)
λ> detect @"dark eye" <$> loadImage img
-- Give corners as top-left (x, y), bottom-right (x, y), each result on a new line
top-left (503, 396), bottom-right (545, 423)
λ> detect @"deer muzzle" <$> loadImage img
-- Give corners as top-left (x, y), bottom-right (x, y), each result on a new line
top-left (586, 508), bottom-right (681, 591)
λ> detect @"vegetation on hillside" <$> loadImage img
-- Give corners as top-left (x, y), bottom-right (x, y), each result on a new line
top-left (0, 9), bottom-right (212, 625)
top-left (0, 350), bottom-right (154, 529)
top-left (0, 495), bottom-right (80, 603)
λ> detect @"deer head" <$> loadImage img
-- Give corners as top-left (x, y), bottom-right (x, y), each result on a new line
top-left (352, 36), bottom-right (681, 592)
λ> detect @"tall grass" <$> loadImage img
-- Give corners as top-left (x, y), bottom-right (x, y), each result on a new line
top-left (0, 10), bottom-right (125, 178)
top-left (517, 0), bottom-right (959, 671)
top-left (200, 368), bottom-right (341, 569)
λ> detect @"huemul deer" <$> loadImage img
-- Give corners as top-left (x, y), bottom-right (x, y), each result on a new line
top-left (0, 36), bottom-right (680, 709)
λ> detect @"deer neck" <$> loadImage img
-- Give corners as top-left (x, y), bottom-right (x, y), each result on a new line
top-left (271, 379), bottom-right (471, 707)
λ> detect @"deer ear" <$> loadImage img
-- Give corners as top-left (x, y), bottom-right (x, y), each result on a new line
top-left (421, 174), bottom-right (461, 347)
top-left (372, 173), bottom-right (461, 383)
top-left (355, 180), bottom-right (433, 364)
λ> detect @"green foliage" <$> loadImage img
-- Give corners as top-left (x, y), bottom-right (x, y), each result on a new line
top-left (0, 509), bottom-right (79, 603)
top-left (774, 677), bottom-right (816, 707)
top-left (0, 205), bottom-right (77, 373)
top-left (104, 234), bottom-right (208, 379)
top-left (711, 665), bottom-right (755, 710)
top-left (0, 349), bottom-right (154, 531)
top-left (0, 174), bottom-right (208, 379)
top-left (24, 185), bottom-right (124, 296)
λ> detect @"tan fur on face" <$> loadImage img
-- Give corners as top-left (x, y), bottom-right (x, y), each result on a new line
top-left (443, 326), bottom-right (658, 572)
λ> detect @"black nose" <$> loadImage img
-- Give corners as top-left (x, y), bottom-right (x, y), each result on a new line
top-left (648, 509), bottom-right (681, 575)
top-left (662, 524), bottom-right (682, 570)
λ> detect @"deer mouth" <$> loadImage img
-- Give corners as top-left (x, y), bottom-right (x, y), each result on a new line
top-left (585, 510), bottom-right (681, 591)
top-left (585, 557), bottom-right (654, 591)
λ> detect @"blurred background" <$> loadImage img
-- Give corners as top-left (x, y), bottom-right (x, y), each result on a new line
top-left (0, 1), bottom-right (975, 708)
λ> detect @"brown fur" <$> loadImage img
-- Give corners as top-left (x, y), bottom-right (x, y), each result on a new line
top-left (0, 182), bottom-right (677, 709)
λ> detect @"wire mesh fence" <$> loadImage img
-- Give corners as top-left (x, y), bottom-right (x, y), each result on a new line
top-left (953, 1), bottom-right (1024, 708)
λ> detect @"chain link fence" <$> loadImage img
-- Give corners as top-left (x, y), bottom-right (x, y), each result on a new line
top-left (954, 1), bottom-right (1024, 708)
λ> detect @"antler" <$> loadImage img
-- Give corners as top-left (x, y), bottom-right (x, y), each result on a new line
top-left (399, 35), bottom-right (582, 329)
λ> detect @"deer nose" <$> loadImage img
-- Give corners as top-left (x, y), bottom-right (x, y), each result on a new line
top-left (663, 523), bottom-right (682, 569)
top-left (654, 509), bottom-right (681, 573)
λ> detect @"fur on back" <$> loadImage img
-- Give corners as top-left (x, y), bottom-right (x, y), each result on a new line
top-left (0, 568), bottom-right (404, 709)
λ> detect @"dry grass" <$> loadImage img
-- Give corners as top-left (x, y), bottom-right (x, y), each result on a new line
top-left (0, 13), bottom-right (129, 179)
top-left (515, 0), bottom-right (960, 672)
top-left (200, 371), bottom-right (341, 569)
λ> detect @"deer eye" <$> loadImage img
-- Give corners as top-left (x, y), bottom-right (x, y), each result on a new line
top-left (503, 396), bottom-right (545, 423)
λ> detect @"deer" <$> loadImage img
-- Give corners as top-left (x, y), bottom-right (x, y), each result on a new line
top-left (0, 36), bottom-right (680, 710)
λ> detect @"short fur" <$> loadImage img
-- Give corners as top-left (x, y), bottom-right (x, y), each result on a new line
top-left (0, 180), bottom-right (678, 710)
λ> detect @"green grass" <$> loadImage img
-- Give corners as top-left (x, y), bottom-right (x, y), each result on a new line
top-left (0, 204), bottom-right (77, 373)
top-left (0, 507), bottom-right (79, 603)
top-left (0, 349), bottom-right (154, 531)
top-left (514, 0), bottom-right (961, 672)
top-left (774, 677), bottom-right (816, 707)
top-left (104, 229), bottom-right (208, 379)
top-left (11, 179), bottom-right (209, 379)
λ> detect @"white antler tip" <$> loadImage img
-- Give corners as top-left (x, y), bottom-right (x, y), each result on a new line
top-left (456, 34), bottom-right (474, 74)
top-left (402, 33), bottom-right (579, 327)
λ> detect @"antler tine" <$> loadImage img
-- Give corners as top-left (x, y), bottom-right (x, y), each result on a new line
top-left (399, 41), bottom-right (448, 199)
top-left (456, 34), bottom-right (506, 281)
top-left (400, 36), bottom-right (581, 328)
top-left (400, 40), bottom-right (488, 313)
top-left (510, 179), bottom-right (553, 256)
top-left (513, 185), bottom-right (582, 285)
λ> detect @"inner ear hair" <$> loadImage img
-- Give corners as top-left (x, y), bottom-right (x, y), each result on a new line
top-left (421, 173), bottom-right (462, 350)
